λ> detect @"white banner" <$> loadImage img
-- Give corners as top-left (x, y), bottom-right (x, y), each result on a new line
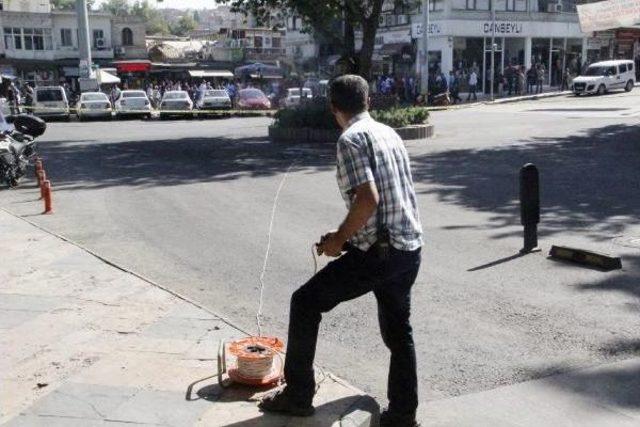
top-left (577, 0), bottom-right (640, 33)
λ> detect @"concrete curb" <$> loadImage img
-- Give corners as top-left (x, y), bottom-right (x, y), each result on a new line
top-left (327, 373), bottom-right (380, 427)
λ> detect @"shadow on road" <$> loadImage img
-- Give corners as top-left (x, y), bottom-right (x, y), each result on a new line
top-left (411, 123), bottom-right (640, 240)
top-left (38, 136), bottom-right (336, 190)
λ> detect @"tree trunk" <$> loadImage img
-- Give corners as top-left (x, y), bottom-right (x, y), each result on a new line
top-left (342, 8), bottom-right (357, 74)
top-left (357, 0), bottom-right (384, 80)
top-left (358, 21), bottom-right (377, 80)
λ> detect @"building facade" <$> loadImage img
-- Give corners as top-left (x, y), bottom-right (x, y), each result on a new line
top-left (367, 0), bottom-right (602, 92)
top-left (0, 0), bottom-right (145, 86)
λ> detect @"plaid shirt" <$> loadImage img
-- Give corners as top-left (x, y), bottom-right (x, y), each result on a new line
top-left (336, 112), bottom-right (423, 251)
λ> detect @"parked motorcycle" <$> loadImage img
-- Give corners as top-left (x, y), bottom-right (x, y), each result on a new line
top-left (0, 114), bottom-right (46, 188)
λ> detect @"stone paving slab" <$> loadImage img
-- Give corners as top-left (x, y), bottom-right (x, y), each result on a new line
top-left (0, 209), bottom-right (376, 427)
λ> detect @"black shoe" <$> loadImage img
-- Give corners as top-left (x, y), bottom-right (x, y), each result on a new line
top-left (258, 387), bottom-right (315, 417)
top-left (380, 409), bottom-right (420, 427)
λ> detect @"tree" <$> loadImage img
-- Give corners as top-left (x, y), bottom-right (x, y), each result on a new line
top-left (100, 0), bottom-right (131, 16)
top-left (132, 1), bottom-right (171, 35)
top-left (171, 14), bottom-right (197, 36)
top-left (51, 0), bottom-right (95, 10)
top-left (218, 0), bottom-right (415, 78)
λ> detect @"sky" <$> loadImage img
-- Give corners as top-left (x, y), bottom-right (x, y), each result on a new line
top-left (94, 0), bottom-right (220, 10)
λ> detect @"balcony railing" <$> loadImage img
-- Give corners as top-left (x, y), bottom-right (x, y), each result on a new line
top-left (244, 47), bottom-right (286, 61)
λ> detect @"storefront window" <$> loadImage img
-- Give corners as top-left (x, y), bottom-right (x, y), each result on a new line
top-left (453, 37), bottom-right (483, 90)
top-left (429, 0), bottom-right (444, 11)
top-left (495, 0), bottom-right (528, 11)
top-left (2, 28), bottom-right (21, 50)
top-left (453, 0), bottom-right (490, 10)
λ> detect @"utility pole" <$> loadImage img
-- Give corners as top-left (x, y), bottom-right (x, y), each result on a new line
top-left (490, 0), bottom-right (496, 101)
top-left (76, 0), bottom-right (97, 91)
top-left (420, 0), bottom-right (430, 98)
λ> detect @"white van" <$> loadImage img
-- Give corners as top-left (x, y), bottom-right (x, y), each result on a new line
top-left (33, 86), bottom-right (70, 120)
top-left (572, 60), bottom-right (636, 96)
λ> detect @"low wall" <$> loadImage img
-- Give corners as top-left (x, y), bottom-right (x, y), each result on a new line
top-left (269, 124), bottom-right (434, 144)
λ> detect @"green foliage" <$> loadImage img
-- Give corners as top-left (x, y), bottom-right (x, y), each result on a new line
top-left (216, 0), bottom-right (415, 77)
top-left (98, 0), bottom-right (170, 35)
top-left (100, 0), bottom-right (130, 16)
top-left (273, 100), bottom-right (429, 130)
top-left (370, 107), bottom-right (429, 128)
top-left (51, 0), bottom-right (95, 10)
top-left (170, 14), bottom-right (197, 36)
top-left (274, 99), bottom-right (339, 130)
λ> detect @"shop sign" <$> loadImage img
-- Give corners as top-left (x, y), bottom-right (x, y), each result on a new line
top-left (586, 38), bottom-right (603, 49)
top-left (381, 29), bottom-right (411, 44)
top-left (411, 22), bottom-right (443, 38)
top-left (79, 60), bottom-right (91, 78)
top-left (483, 22), bottom-right (523, 34)
top-left (577, 0), bottom-right (640, 33)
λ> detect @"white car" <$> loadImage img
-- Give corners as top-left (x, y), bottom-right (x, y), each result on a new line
top-left (281, 87), bottom-right (313, 108)
top-left (114, 90), bottom-right (152, 119)
top-left (33, 86), bottom-right (70, 120)
top-left (197, 89), bottom-right (232, 111)
top-left (76, 92), bottom-right (112, 121)
top-left (159, 91), bottom-right (193, 119)
top-left (572, 60), bottom-right (636, 96)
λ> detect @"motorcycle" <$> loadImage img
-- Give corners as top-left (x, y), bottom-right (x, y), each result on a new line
top-left (0, 114), bottom-right (46, 188)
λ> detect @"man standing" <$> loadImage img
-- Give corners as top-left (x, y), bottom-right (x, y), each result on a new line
top-left (467, 69), bottom-right (478, 101)
top-left (259, 75), bottom-right (423, 427)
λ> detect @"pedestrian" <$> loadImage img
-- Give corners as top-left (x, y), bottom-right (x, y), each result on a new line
top-left (449, 71), bottom-right (461, 103)
top-left (259, 75), bottom-right (423, 427)
top-left (527, 66), bottom-right (536, 94)
top-left (517, 67), bottom-right (526, 95)
top-left (505, 64), bottom-right (515, 96)
top-left (536, 64), bottom-right (545, 94)
top-left (467, 69), bottom-right (478, 101)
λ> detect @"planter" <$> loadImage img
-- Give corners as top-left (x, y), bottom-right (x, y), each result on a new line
top-left (269, 124), bottom-right (433, 144)
top-left (268, 126), bottom-right (340, 144)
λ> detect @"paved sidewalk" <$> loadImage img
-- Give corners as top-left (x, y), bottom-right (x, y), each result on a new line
top-left (420, 358), bottom-right (640, 427)
top-left (0, 209), bottom-right (376, 427)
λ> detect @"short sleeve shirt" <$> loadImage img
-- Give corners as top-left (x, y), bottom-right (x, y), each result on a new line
top-left (336, 112), bottom-right (423, 251)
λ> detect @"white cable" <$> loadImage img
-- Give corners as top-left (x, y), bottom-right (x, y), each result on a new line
top-left (256, 162), bottom-right (296, 337)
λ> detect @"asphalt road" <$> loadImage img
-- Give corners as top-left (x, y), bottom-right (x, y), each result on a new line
top-left (2, 92), bottom-right (640, 416)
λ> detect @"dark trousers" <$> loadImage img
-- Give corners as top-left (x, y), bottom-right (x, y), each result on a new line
top-left (284, 245), bottom-right (422, 419)
top-left (467, 85), bottom-right (477, 101)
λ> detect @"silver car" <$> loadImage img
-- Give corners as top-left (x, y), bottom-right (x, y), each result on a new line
top-left (76, 92), bottom-right (112, 121)
top-left (159, 91), bottom-right (193, 119)
top-left (197, 89), bottom-right (232, 111)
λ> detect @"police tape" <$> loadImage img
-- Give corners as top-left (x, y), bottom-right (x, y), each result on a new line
top-left (19, 105), bottom-right (278, 116)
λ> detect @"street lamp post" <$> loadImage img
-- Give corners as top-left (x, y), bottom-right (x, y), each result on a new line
top-left (420, 0), bottom-right (430, 99)
top-left (76, 0), bottom-right (92, 77)
top-left (490, 0), bottom-right (496, 101)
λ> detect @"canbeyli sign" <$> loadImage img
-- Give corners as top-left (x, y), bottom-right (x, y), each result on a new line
top-left (577, 0), bottom-right (640, 33)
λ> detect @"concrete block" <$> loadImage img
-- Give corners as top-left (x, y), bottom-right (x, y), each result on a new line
top-left (24, 382), bottom-right (136, 420)
top-left (107, 389), bottom-right (211, 426)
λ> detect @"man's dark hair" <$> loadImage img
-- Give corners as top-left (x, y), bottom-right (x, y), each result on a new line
top-left (329, 74), bottom-right (369, 115)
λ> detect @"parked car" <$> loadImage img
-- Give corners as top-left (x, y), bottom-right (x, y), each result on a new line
top-left (32, 86), bottom-right (70, 121)
top-left (237, 88), bottom-right (271, 110)
top-left (114, 90), bottom-right (152, 119)
top-left (572, 60), bottom-right (635, 96)
top-left (197, 89), bottom-right (232, 111)
top-left (159, 91), bottom-right (193, 119)
top-left (76, 92), bottom-right (112, 121)
top-left (281, 87), bottom-right (313, 108)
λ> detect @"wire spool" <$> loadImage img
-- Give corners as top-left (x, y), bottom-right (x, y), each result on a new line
top-left (218, 336), bottom-right (284, 388)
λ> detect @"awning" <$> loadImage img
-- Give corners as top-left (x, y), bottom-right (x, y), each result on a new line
top-left (98, 69), bottom-right (120, 85)
top-left (379, 43), bottom-right (408, 56)
top-left (188, 70), bottom-right (234, 78)
top-left (114, 60), bottom-right (152, 73)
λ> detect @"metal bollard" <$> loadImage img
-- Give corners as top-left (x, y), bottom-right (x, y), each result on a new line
top-left (43, 180), bottom-right (53, 214)
top-left (37, 170), bottom-right (46, 195)
top-left (35, 159), bottom-right (43, 179)
top-left (520, 163), bottom-right (541, 254)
